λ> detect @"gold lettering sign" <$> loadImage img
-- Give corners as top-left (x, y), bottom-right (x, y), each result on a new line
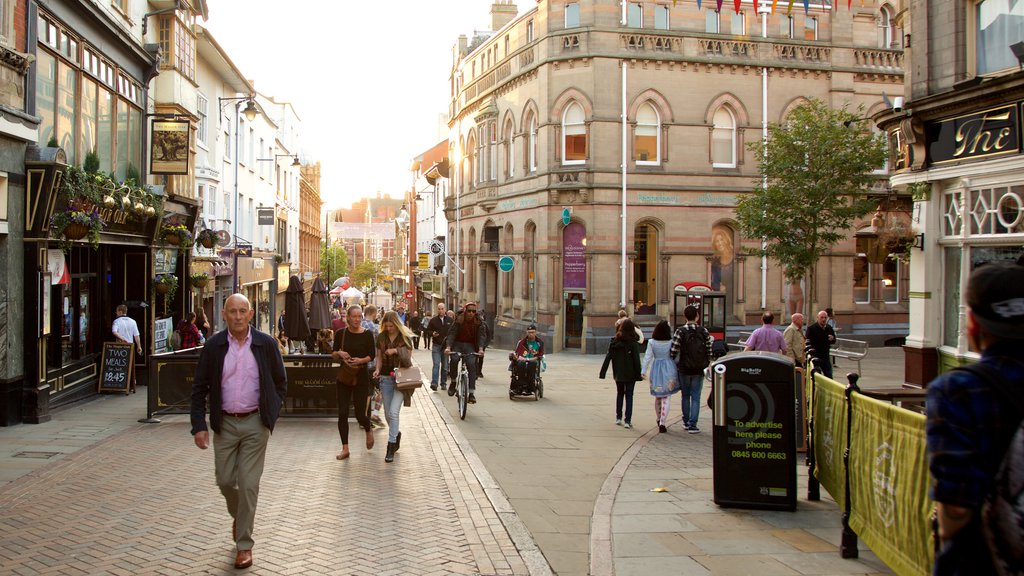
top-left (928, 104), bottom-right (1020, 166)
top-left (953, 111), bottom-right (1013, 157)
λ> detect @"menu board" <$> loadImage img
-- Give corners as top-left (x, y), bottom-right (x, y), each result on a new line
top-left (99, 342), bottom-right (134, 394)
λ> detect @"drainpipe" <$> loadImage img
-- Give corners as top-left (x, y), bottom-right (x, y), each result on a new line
top-left (620, 1), bottom-right (628, 309)
top-left (760, 4), bottom-right (770, 310)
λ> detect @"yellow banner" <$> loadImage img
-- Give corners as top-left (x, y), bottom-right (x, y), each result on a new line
top-left (848, 392), bottom-right (934, 576)
top-left (812, 372), bottom-right (847, 506)
top-left (418, 253), bottom-right (430, 269)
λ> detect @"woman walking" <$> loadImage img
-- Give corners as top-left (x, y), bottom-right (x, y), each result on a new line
top-left (373, 311), bottom-right (414, 463)
top-left (599, 319), bottom-right (643, 429)
top-left (642, 320), bottom-right (679, 433)
top-left (331, 305), bottom-right (375, 460)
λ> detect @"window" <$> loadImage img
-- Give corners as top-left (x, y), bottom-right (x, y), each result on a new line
top-left (706, 10), bottom-right (720, 33)
top-left (566, 2), bottom-right (580, 28)
top-left (0, 0), bottom-right (13, 46)
top-left (489, 121), bottom-right (497, 181)
top-left (504, 120), bottom-right (515, 179)
top-left (732, 11), bottom-right (746, 35)
top-left (527, 20), bottom-right (534, 42)
top-left (655, 5), bottom-right (670, 30)
top-left (224, 126), bottom-right (231, 160)
top-left (882, 257), bottom-right (900, 303)
top-left (627, 3), bottom-right (643, 28)
top-left (505, 34), bottom-right (509, 56)
top-left (804, 16), bottom-right (818, 40)
top-left (781, 15), bottom-right (795, 38)
top-left (157, 10), bottom-right (196, 81)
top-left (635, 103), bottom-right (660, 165)
top-left (238, 120), bottom-right (246, 165)
top-left (207, 185), bottom-right (217, 216)
top-left (562, 102), bottom-right (587, 164)
top-left (711, 107), bottom-right (736, 167)
top-left (879, 5), bottom-right (894, 48)
top-left (197, 93), bottom-right (208, 146)
top-left (976, 0), bottom-right (1024, 74)
top-left (853, 237), bottom-right (870, 303)
top-left (527, 114), bottom-right (537, 172)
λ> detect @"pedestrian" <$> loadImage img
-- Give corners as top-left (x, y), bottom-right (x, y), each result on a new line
top-left (195, 307), bottom-right (211, 341)
top-left (642, 320), bottom-right (679, 433)
top-left (615, 309), bottom-right (645, 344)
top-left (600, 319), bottom-right (643, 429)
top-left (177, 311), bottom-right (203, 349)
top-left (445, 301), bottom-right (486, 404)
top-left (476, 310), bottom-right (491, 378)
top-left (783, 313), bottom-right (806, 368)
top-left (277, 309), bottom-right (286, 334)
top-left (408, 309), bottom-right (422, 349)
top-left (189, 294), bottom-right (287, 570)
top-left (744, 311), bottom-right (787, 354)
top-left (806, 310), bottom-right (837, 378)
top-left (426, 303), bottom-right (453, 390)
top-left (670, 305), bottom-right (714, 433)
top-left (373, 310), bottom-right (414, 463)
top-left (330, 309), bottom-right (345, 332)
top-left (111, 304), bottom-right (144, 393)
top-left (926, 262), bottom-right (1024, 575)
top-left (332, 305), bottom-right (375, 460)
top-left (362, 305), bottom-right (384, 428)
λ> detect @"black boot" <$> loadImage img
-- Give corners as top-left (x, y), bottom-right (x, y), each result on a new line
top-left (395, 431), bottom-right (402, 452)
top-left (385, 442), bottom-right (396, 463)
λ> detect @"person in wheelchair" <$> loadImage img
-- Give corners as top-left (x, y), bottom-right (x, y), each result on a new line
top-left (509, 324), bottom-right (544, 394)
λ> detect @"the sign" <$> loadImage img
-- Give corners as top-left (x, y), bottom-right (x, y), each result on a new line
top-left (98, 342), bottom-right (134, 394)
top-left (154, 317), bottom-right (173, 352)
top-left (150, 119), bottom-right (191, 175)
top-left (257, 208), bottom-right (275, 226)
top-left (404, 290), bottom-right (414, 300)
top-left (562, 207), bottom-right (571, 226)
top-left (562, 222), bottom-right (587, 289)
top-left (418, 253), bottom-right (430, 269)
top-left (428, 240), bottom-right (444, 255)
top-left (927, 103), bottom-right (1020, 165)
top-left (498, 255), bottom-right (515, 272)
top-left (236, 243), bottom-right (253, 257)
top-left (153, 248), bottom-right (178, 276)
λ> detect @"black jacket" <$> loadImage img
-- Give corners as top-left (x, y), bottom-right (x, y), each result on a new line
top-left (190, 328), bottom-right (288, 435)
top-left (600, 338), bottom-right (642, 383)
top-left (805, 322), bottom-right (836, 360)
top-left (425, 314), bottom-right (453, 347)
top-left (447, 312), bottom-right (487, 350)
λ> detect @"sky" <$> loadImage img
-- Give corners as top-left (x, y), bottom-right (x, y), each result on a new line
top-left (204, 1), bottom-right (505, 209)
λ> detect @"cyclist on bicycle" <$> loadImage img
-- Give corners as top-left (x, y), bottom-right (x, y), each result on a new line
top-left (445, 301), bottom-right (486, 403)
top-left (510, 324), bottom-right (544, 391)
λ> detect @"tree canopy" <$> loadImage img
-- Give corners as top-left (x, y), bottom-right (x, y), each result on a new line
top-left (320, 243), bottom-right (348, 281)
top-left (735, 98), bottom-right (888, 291)
top-left (350, 259), bottom-right (389, 291)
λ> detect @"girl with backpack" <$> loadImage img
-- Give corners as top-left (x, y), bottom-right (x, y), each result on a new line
top-left (642, 320), bottom-right (680, 433)
top-left (600, 319), bottom-right (643, 429)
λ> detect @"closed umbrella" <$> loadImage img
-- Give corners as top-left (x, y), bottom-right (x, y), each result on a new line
top-left (284, 275), bottom-right (311, 344)
top-left (308, 277), bottom-right (331, 330)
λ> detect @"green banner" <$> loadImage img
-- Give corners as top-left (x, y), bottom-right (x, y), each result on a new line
top-left (811, 372), bottom-right (847, 505)
top-left (847, 392), bottom-right (934, 576)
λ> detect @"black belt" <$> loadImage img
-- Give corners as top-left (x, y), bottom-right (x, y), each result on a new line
top-left (222, 409), bottom-right (259, 418)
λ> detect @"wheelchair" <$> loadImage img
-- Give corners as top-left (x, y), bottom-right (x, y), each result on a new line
top-left (508, 355), bottom-right (544, 401)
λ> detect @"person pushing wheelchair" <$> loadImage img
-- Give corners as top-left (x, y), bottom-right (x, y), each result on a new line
top-left (509, 324), bottom-right (544, 393)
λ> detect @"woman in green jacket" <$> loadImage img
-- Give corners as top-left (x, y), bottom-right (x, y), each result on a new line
top-left (600, 319), bottom-right (643, 429)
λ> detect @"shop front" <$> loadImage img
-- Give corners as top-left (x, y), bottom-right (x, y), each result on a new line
top-left (237, 252), bottom-right (277, 336)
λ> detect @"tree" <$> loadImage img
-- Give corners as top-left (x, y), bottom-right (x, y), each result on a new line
top-left (735, 98), bottom-right (887, 317)
top-left (350, 259), bottom-right (389, 292)
top-left (320, 243), bottom-right (348, 282)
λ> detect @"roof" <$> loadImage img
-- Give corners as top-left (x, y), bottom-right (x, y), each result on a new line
top-left (196, 25), bottom-right (253, 95)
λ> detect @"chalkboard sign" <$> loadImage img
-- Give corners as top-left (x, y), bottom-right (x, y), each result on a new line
top-left (99, 342), bottom-right (134, 394)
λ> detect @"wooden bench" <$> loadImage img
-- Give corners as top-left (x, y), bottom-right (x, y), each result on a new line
top-left (831, 337), bottom-right (869, 374)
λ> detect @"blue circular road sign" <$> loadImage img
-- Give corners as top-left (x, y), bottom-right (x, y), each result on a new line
top-left (498, 255), bottom-right (514, 273)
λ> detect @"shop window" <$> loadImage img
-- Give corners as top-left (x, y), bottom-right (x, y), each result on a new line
top-left (976, 0), bottom-right (1024, 75)
top-left (565, 2), bottom-right (580, 28)
top-left (635, 103), bottom-right (660, 165)
top-left (942, 248), bottom-right (961, 348)
top-left (47, 249), bottom-right (97, 370)
top-left (633, 223), bottom-right (658, 313)
top-left (882, 257), bottom-right (899, 303)
top-left (712, 107), bottom-right (736, 168)
top-left (562, 101), bottom-right (587, 164)
top-left (853, 237), bottom-right (870, 303)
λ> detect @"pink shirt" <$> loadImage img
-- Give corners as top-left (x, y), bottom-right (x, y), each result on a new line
top-left (221, 328), bottom-right (260, 413)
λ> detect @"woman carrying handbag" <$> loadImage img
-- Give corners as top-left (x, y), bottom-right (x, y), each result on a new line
top-left (373, 310), bottom-right (415, 463)
top-left (332, 305), bottom-right (376, 461)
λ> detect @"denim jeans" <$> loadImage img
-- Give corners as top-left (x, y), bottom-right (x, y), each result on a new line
top-left (449, 342), bottom-right (478, 393)
top-left (378, 376), bottom-right (403, 443)
top-left (680, 373), bottom-right (704, 429)
top-left (615, 381), bottom-right (636, 423)
top-left (431, 344), bottom-right (448, 386)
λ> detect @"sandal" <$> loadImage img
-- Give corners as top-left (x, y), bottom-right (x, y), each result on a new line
top-left (336, 450), bottom-right (350, 460)
top-left (365, 431), bottom-right (375, 450)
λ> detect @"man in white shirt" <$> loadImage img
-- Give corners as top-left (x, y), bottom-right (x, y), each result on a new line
top-left (111, 304), bottom-right (143, 392)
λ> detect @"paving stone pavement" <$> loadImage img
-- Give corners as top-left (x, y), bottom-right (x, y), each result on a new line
top-left (0, 384), bottom-right (537, 575)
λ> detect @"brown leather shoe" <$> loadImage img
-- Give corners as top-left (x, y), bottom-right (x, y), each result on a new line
top-left (234, 549), bottom-right (252, 569)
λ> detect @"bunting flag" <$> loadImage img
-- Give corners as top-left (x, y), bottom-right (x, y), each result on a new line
top-left (804, 0), bottom-right (809, 14)
top-left (772, 0), bottom-right (778, 14)
top-left (848, 0), bottom-right (852, 7)
top-left (787, 0), bottom-right (795, 15)
top-left (753, 0), bottom-right (759, 13)
top-left (734, 0), bottom-right (741, 13)
top-left (717, 0), bottom-right (724, 13)
top-left (696, 0), bottom-right (701, 9)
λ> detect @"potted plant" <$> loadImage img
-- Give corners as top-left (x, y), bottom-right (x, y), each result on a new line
top-left (161, 224), bottom-right (193, 251)
top-left (196, 229), bottom-right (218, 249)
top-left (50, 200), bottom-right (105, 252)
top-left (190, 272), bottom-right (210, 289)
top-left (274, 254), bottom-right (284, 264)
top-left (153, 274), bottom-right (178, 309)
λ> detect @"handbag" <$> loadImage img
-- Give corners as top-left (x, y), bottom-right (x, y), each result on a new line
top-left (336, 330), bottom-right (359, 386)
top-left (394, 365), bottom-right (423, 391)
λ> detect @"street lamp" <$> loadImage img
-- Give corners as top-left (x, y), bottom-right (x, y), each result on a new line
top-left (257, 153), bottom-right (301, 167)
top-left (217, 94), bottom-right (259, 293)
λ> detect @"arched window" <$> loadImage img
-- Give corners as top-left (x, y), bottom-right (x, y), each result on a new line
top-left (527, 113), bottom-right (537, 172)
top-left (635, 103), bottom-right (660, 165)
top-left (711, 107), bottom-right (736, 168)
top-left (562, 101), bottom-right (586, 164)
top-left (879, 5), bottom-right (894, 48)
top-left (466, 133), bottom-right (477, 187)
top-left (504, 119), bottom-right (515, 180)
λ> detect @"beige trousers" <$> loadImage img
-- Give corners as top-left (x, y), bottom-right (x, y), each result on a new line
top-left (213, 413), bottom-right (270, 551)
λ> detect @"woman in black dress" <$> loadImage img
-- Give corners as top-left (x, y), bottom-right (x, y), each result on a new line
top-left (332, 305), bottom-right (376, 460)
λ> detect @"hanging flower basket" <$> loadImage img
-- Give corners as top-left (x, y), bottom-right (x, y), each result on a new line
top-left (165, 233), bottom-right (181, 246)
top-left (153, 274), bottom-right (178, 310)
top-left (191, 273), bottom-right (210, 289)
top-left (197, 229), bottom-right (217, 249)
top-left (155, 282), bottom-right (170, 294)
top-left (50, 201), bottom-right (105, 253)
top-left (62, 222), bottom-right (90, 241)
top-left (161, 224), bottom-right (193, 252)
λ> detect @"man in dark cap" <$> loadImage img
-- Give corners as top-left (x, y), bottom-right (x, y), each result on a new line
top-left (926, 261), bottom-right (1024, 575)
top-left (510, 324), bottom-right (545, 393)
top-left (446, 301), bottom-right (486, 403)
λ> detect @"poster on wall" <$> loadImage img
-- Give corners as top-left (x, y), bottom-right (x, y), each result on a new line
top-left (154, 248), bottom-right (178, 275)
top-left (41, 273), bottom-right (51, 335)
top-left (562, 222), bottom-right (587, 290)
top-left (150, 120), bottom-right (191, 175)
top-left (154, 317), bottom-right (173, 352)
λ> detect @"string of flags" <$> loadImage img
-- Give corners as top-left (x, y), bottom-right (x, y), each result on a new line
top-left (676, 0), bottom-right (867, 15)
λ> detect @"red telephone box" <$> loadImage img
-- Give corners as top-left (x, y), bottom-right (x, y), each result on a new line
top-left (672, 282), bottom-right (727, 347)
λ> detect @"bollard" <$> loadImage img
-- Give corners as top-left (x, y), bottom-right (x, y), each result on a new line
top-left (840, 372), bottom-right (861, 559)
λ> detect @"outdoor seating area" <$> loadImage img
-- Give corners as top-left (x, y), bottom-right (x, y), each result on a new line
top-left (832, 337), bottom-right (870, 374)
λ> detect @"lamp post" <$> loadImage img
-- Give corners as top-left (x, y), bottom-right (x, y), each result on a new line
top-left (217, 95), bottom-right (258, 294)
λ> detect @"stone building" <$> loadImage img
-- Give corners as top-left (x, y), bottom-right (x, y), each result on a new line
top-left (447, 0), bottom-right (908, 352)
top-left (877, 0), bottom-right (1024, 387)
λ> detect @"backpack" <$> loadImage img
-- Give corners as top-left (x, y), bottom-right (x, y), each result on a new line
top-left (677, 326), bottom-right (710, 375)
top-left (169, 330), bottom-right (182, 351)
top-left (954, 361), bottom-right (1024, 575)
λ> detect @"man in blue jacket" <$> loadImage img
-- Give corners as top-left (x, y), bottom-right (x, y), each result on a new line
top-left (191, 294), bottom-right (287, 570)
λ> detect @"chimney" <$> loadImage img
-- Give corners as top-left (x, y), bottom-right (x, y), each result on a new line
top-left (490, 1), bottom-right (517, 32)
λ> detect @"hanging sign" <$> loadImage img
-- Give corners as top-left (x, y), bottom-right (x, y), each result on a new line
top-left (257, 208), bottom-right (275, 226)
top-left (150, 120), bottom-right (191, 175)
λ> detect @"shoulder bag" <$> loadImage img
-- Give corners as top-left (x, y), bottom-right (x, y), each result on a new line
top-left (337, 330), bottom-right (359, 386)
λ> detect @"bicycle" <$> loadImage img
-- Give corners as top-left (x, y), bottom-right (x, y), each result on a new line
top-left (446, 350), bottom-right (481, 420)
